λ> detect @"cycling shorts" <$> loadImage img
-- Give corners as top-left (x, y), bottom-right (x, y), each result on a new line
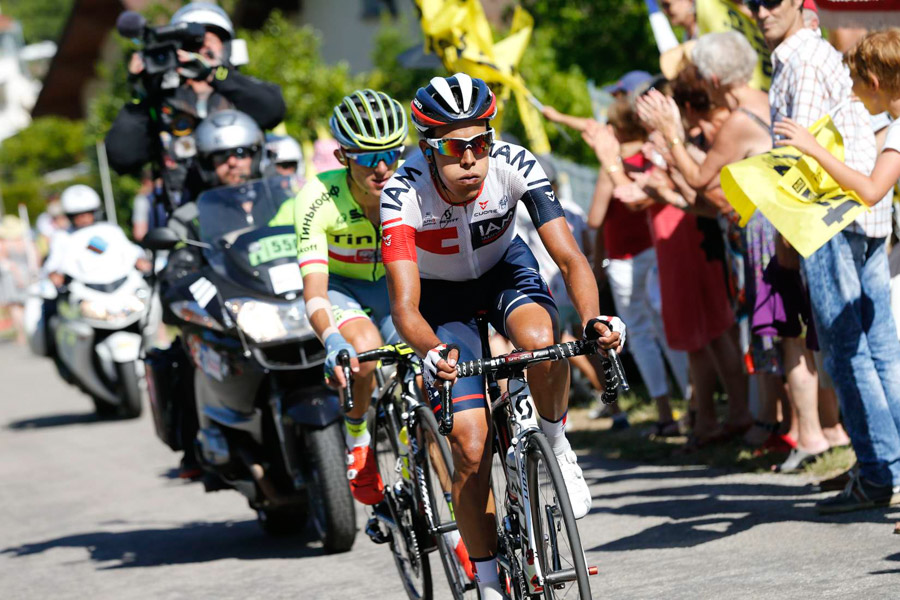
top-left (327, 274), bottom-right (399, 344)
top-left (419, 236), bottom-right (557, 414)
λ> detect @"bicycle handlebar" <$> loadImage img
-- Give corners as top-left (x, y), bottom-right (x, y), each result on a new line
top-left (337, 350), bottom-right (353, 413)
top-left (437, 339), bottom-right (630, 436)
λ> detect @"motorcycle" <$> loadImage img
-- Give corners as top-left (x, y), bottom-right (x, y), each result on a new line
top-left (143, 176), bottom-right (356, 553)
top-left (42, 222), bottom-right (156, 419)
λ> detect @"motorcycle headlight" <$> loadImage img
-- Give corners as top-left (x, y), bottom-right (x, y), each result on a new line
top-left (80, 296), bottom-right (146, 323)
top-left (225, 298), bottom-right (314, 344)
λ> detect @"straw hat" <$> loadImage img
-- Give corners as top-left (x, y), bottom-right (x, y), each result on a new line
top-left (660, 40), bottom-right (697, 81)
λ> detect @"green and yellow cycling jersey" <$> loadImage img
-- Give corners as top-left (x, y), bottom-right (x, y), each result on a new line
top-left (271, 168), bottom-right (384, 282)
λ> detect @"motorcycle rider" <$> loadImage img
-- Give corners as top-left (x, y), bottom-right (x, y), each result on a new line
top-left (266, 133), bottom-right (304, 177)
top-left (160, 108), bottom-right (271, 479)
top-left (45, 185), bottom-right (150, 287)
top-left (105, 3), bottom-right (285, 213)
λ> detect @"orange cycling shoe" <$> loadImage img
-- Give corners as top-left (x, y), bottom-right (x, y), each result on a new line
top-left (346, 445), bottom-right (385, 505)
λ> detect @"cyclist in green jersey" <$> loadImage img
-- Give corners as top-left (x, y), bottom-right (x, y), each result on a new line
top-left (288, 90), bottom-right (407, 506)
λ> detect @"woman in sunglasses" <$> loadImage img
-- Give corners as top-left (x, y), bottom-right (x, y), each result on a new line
top-left (380, 73), bottom-right (625, 599)
top-left (278, 89), bottom-right (410, 509)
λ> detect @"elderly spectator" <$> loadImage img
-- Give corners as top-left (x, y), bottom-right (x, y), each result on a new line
top-left (751, 0), bottom-right (900, 513)
top-left (638, 31), bottom-right (850, 467)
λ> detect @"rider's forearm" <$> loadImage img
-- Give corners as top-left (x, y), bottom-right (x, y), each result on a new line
top-left (560, 255), bottom-right (603, 329)
top-left (302, 273), bottom-right (337, 341)
top-left (393, 303), bottom-right (442, 357)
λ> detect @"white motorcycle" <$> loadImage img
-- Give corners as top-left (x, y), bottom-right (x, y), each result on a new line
top-left (36, 223), bottom-right (158, 418)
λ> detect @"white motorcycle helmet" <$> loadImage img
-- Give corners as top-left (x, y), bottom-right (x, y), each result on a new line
top-left (194, 109), bottom-right (265, 185)
top-left (265, 134), bottom-right (303, 169)
top-left (171, 2), bottom-right (236, 66)
top-left (60, 185), bottom-right (102, 218)
top-left (170, 2), bottom-right (234, 40)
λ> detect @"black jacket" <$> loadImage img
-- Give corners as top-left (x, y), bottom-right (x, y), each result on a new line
top-left (105, 67), bottom-right (285, 175)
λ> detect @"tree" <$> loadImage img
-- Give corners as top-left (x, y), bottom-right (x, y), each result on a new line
top-left (240, 11), bottom-right (359, 142)
top-left (1, 0), bottom-right (75, 43)
top-left (519, 0), bottom-right (659, 86)
top-left (0, 117), bottom-right (88, 216)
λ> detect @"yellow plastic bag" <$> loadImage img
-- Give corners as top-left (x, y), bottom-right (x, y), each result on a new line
top-left (721, 115), bottom-right (866, 258)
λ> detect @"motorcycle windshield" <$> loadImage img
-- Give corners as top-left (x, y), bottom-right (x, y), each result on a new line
top-left (196, 176), bottom-right (299, 246)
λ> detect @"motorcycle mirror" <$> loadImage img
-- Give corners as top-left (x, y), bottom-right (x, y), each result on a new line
top-left (142, 227), bottom-right (182, 250)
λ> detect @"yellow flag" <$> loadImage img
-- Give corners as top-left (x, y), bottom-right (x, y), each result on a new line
top-left (695, 0), bottom-right (772, 91)
top-left (721, 115), bottom-right (866, 258)
top-left (414, 1), bottom-right (551, 154)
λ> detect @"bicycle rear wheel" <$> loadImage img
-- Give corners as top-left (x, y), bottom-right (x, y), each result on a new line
top-left (374, 400), bottom-right (432, 599)
top-left (414, 405), bottom-right (478, 599)
top-left (524, 433), bottom-right (592, 600)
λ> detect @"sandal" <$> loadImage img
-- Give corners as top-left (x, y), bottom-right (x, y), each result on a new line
top-left (774, 446), bottom-right (827, 473)
top-left (652, 420), bottom-right (681, 438)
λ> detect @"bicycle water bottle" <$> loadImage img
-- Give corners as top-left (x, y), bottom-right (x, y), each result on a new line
top-left (398, 425), bottom-right (411, 481)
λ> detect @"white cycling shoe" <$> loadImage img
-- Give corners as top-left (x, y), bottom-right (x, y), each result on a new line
top-left (556, 450), bottom-right (592, 520)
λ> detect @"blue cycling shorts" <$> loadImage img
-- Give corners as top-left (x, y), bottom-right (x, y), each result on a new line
top-left (327, 274), bottom-right (399, 344)
top-left (419, 236), bottom-right (557, 414)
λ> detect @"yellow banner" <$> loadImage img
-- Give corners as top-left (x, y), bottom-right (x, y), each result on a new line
top-left (695, 0), bottom-right (772, 91)
top-left (415, 0), bottom-right (551, 154)
top-left (721, 115), bottom-right (866, 258)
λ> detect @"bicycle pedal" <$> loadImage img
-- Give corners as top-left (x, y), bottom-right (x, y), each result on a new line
top-left (364, 515), bottom-right (391, 545)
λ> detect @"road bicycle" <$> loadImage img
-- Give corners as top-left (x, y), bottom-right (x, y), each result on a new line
top-left (436, 314), bottom-right (628, 599)
top-left (340, 343), bottom-right (477, 599)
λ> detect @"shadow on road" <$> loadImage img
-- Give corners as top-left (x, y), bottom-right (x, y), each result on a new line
top-left (870, 551), bottom-right (900, 575)
top-left (6, 412), bottom-right (103, 430)
top-left (1, 519), bottom-right (328, 568)
top-left (585, 477), bottom-right (900, 553)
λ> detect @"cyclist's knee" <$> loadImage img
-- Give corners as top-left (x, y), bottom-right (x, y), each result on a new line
top-left (451, 425), bottom-right (491, 477)
top-left (509, 323), bottom-right (556, 351)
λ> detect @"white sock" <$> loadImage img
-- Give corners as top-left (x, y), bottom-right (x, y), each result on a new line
top-left (541, 413), bottom-right (571, 456)
top-left (344, 416), bottom-right (371, 449)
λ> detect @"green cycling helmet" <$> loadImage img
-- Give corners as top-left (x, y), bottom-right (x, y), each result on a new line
top-left (329, 89), bottom-right (408, 151)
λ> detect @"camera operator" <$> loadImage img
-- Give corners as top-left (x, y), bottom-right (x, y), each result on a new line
top-left (105, 3), bottom-right (285, 206)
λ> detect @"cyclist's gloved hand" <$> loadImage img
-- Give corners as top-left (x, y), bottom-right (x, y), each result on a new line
top-left (585, 316), bottom-right (626, 351)
top-left (324, 332), bottom-right (357, 386)
top-left (423, 343), bottom-right (458, 388)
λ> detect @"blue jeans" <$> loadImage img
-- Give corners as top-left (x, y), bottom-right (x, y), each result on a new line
top-left (803, 231), bottom-right (900, 486)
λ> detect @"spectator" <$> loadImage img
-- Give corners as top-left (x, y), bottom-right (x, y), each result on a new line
top-left (599, 70), bottom-right (753, 449)
top-left (543, 93), bottom-right (689, 436)
top-left (131, 170), bottom-right (153, 243)
top-left (638, 30), bottom-right (850, 466)
top-left (753, 0), bottom-right (900, 513)
top-left (0, 216), bottom-right (34, 345)
top-left (661, 0), bottom-right (699, 40)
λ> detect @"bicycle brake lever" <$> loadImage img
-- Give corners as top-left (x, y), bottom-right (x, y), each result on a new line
top-left (338, 350), bottom-right (354, 413)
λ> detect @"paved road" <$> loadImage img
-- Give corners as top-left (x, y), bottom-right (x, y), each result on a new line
top-left (1, 342), bottom-right (898, 599)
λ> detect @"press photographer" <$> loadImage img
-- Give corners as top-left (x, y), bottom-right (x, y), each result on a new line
top-left (105, 2), bottom-right (285, 211)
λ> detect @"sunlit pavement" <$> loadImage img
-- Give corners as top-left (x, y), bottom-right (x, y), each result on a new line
top-left (1, 342), bottom-right (898, 599)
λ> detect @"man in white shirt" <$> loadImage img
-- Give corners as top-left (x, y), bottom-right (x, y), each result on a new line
top-left (750, 0), bottom-right (900, 513)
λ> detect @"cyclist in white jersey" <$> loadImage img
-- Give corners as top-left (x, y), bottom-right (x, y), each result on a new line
top-left (380, 73), bottom-right (625, 599)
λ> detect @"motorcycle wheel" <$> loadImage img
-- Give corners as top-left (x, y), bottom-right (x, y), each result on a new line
top-left (305, 421), bottom-right (356, 553)
top-left (257, 503), bottom-right (309, 536)
top-left (91, 396), bottom-right (118, 417)
top-left (115, 361), bottom-right (143, 419)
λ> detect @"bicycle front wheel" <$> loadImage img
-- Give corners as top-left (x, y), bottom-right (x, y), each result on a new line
top-left (414, 405), bottom-right (478, 599)
top-left (524, 433), bottom-right (592, 600)
top-left (374, 400), bottom-right (432, 599)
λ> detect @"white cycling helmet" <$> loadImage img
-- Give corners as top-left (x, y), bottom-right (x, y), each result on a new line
top-left (265, 134), bottom-right (303, 165)
top-left (171, 2), bottom-right (234, 40)
top-left (60, 185), bottom-right (102, 216)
